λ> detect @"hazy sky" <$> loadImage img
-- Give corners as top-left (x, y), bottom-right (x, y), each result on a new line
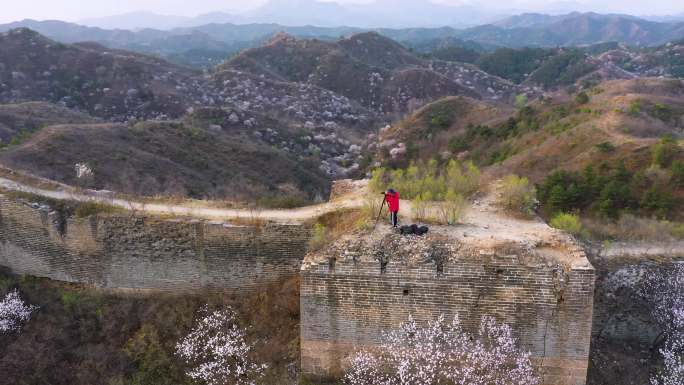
top-left (1, 0), bottom-right (682, 24)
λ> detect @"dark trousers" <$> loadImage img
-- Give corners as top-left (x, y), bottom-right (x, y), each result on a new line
top-left (390, 211), bottom-right (398, 227)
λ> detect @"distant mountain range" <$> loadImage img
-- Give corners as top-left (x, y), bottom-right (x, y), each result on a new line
top-left (78, 11), bottom-right (244, 31)
top-left (2, 12), bottom-right (684, 69)
top-left (77, 0), bottom-right (507, 30)
top-left (464, 12), bottom-right (684, 47)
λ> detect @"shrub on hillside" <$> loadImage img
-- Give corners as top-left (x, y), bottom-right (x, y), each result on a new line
top-left (640, 186), bottom-right (676, 219)
top-left (499, 175), bottom-right (536, 216)
top-left (257, 194), bottom-right (310, 209)
top-left (412, 192), bottom-right (431, 223)
top-left (410, 191), bottom-right (466, 226)
top-left (595, 141), bottom-right (615, 153)
top-left (629, 100), bottom-right (642, 115)
top-left (649, 103), bottom-right (675, 123)
top-left (308, 223), bottom-right (328, 251)
top-left (537, 162), bottom-right (680, 220)
top-left (344, 315), bottom-right (539, 385)
top-left (582, 214), bottom-right (684, 242)
top-left (437, 190), bottom-right (466, 225)
top-left (446, 108), bottom-right (539, 157)
top-left (74, 201), bottom-right (121, 218)
top-left (515, 94), bottom-right (528, 109)
top-left (652, 134), bottom-right (679, 168)
top-left (550, 213), bottom-right (584, 237)
top-left (362, 192), bottom-right (383, 221)
top-left (575, 91), bottom-right (590, 105)
top-left (672, 161), bottom-right (684, 187)
top-left (370, 160), bottom-right (480, 201)
top-left (427, 102), bottom-right (456, 130)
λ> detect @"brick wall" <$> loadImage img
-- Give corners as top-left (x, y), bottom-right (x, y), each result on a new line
top-left (301, 252), bottom-right (595, 385)
top-left (0, 195), bottom-right (311, 291)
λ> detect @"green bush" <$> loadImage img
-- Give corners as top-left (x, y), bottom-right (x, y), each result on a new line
top-left (412, 193), bottom-right (431, 222)
top-left (257, 194), bottom-right (310, 209)
top-left (308, 223), bottom-right (328, 251)
top-left (671, 161), bottom-right (684, 187)
top-left (430, 115), bottom-right (451, 129)
top-left (550, 213), bottom-right (584, 236)
top-left (628, 100), bottom-right (642, 115)
top-left (124, 324), bottom-right (180, 385)
top-left (60, 291), bottom-right (81, 310)
top-left (575, 92), bottom-right (590, 105)
top-left (671, 223), bottom-right (684, 239)
top-left (499, 175), bottom-right (535, 215)
top-left (595, 141), bottom-right (615, 153)
top-left (650, 103), bottom-right (674, 122)
top-left (369, 160), bottom-right (480, 201)
top-left (74, 201), bottom-right (120, 218)
top-left (428, 104), bottom-right (455, 130)
top-left (515, 94), bottom-right (528, 109)
top-left (437, 190), bottom-right (466, 225)
top-left (652, 134), bottom-right (678, 167)
top-left (537, 161), bottom-right (679, 220)
top-left (640, 186), bottom-right (675, 219)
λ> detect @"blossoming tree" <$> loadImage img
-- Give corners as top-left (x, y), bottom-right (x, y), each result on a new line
top-left (651, 337), bottom-right (684, 385)
top-left (344, 315), bottom-right (539, 385)
top-left (0, 289), bottom-right (37, 333)
top-left (176, 306), bottom-right (266, 385)
top-left (641, 264), bottom-right (684, 385)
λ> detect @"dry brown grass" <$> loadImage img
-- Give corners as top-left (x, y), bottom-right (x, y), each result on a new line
top-left (582, 214), bottom-right (684, 242)
top-left (229, 207), bottom-right (268, 229)
top-left (490, 78), bottom-right (683, 184)
top-left (315, 208), bottom-right (365, 236)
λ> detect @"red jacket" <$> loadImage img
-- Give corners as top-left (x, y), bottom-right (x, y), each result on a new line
top-left (385, 191), bottom-right (400, 212)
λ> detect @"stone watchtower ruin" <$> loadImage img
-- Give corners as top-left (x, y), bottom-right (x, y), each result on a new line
top-left (300, 207), bottom-right (595, 385)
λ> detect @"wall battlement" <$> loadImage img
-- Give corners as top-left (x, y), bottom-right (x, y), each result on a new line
top-left (0, 195), bottom-right (311, 291)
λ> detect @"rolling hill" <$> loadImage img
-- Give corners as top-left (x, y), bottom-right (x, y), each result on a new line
top-left (0, 117), bottom-right (330, 200)
top-left (376, 77), bottom-right (684, 191)
top-left (220, 32), bottom-right (524, 113)
top-left (457, 12), bottom-right (684, 48)
top-left (0, 29), bottom-right (382, 201)
top-left (0, 28), bottom-right (208, 121)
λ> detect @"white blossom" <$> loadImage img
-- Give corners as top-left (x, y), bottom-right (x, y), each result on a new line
top-left (641, 264), bottom-right (684, 333)
top-left (344, 315), bottom-right (539, 385)
top-left (651, 336), bottom-right (684, 385)
top-left (641, 264), bottom-right (684, 385)
top-left (176, 306), bottom-right (266, 385)
top-left (0, 289), bottom-right (37, 333)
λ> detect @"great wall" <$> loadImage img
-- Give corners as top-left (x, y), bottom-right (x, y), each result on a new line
top-left (0, 175), bottom-right (682, 385)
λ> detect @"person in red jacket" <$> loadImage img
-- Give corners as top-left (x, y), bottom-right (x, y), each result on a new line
top-left (384, 188), bottom-right (400, 227)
